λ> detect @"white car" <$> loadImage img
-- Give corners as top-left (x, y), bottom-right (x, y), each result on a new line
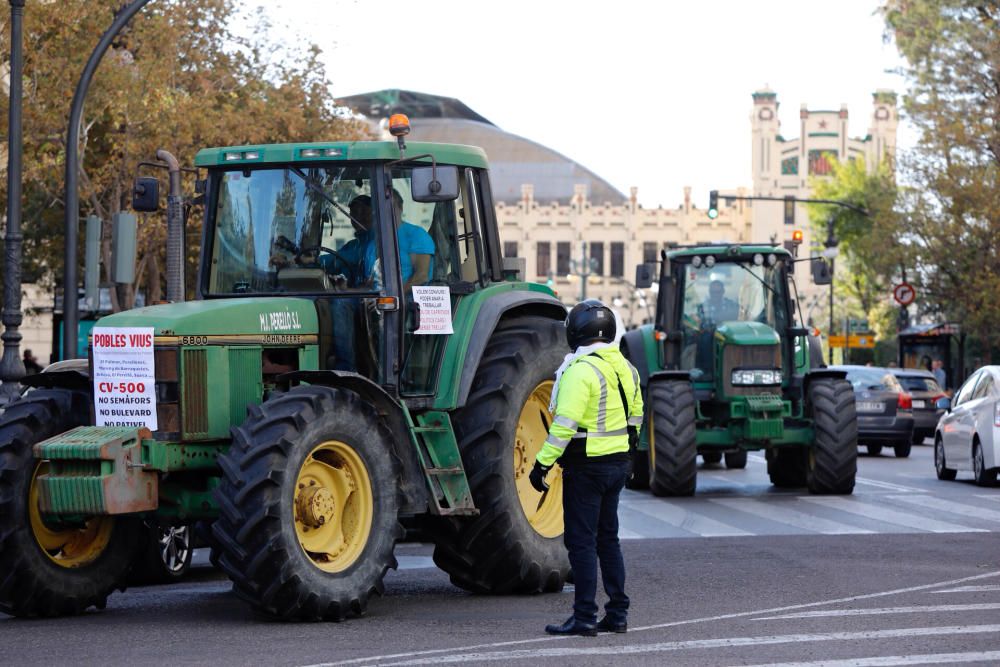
top-left (935, 366), bottom-right (1000, 486)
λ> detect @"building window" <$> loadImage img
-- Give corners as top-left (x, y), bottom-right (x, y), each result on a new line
top-left (536, 242), bottom-right (550, 278)
top-left (643, 242), bottom-right (657, 264)
top-left (556, 242), bottom-right (571, 276)
top-left (589, 242), bottom-right (604, 276)
top-left (781, 156), bottom-right (798, 175)
top-left (504, 241), bottom-right (518, 258)
top-left (808, 149), bottom-right (838, 176)
top-left (610, 242), bottom-right (624, 278)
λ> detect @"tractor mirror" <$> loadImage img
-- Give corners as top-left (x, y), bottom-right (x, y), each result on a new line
top-left (411, 166), bottom-right (459, 202)
top-left (132, 176), bottom-right (160, 212)
top-left (635, 263), bottom-right (656, 289)
top-left (811, 255), bottom-right (832, 285)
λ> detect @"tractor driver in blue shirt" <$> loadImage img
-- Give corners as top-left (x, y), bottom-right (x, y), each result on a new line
top-left (361, 189), bottom-right (434, 291)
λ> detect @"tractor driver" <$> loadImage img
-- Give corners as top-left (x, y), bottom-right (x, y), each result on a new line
top-left (699, 280), bottom-right (740, 327)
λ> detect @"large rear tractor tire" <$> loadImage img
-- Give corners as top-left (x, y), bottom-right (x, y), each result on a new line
top-left (0, 389), bottom-right (140, 617)
top-left (767, 448), bottom-right (807, 488)
top-left (432, 316), bottom-right (569, 594)
top-left (725, 450), bottom-right (748, 469)
top-left (806, 378), bottom-right (857, 494)
top-left (212, 386), bottom-right (403, 620)
top-left (648, 379), bottom-right (697, 497)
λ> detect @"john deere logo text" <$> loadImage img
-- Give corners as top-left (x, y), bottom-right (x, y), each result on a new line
top-left (259, 311), bottom-right (302, 332)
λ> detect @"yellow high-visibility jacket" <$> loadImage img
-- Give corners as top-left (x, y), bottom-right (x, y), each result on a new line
top-left (537, 345), bottom-right (644, 467)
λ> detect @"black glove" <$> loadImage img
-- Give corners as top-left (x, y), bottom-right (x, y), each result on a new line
top-left (529, 461), bottom-right (552, 493)
top-left (627, 425), bottom-right (639, 453)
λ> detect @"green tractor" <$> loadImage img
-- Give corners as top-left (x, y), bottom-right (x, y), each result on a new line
top-left (621, 244), bottom-right (857, 496)
top-left (0, 125), bottom-right (571, 619)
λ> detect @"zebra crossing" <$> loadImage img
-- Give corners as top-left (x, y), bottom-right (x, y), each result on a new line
top-left (618, 491), bottom-right (1000, 539)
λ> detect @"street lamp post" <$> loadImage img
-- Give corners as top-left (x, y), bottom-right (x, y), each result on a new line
top-left (822, 216), bottom-right (839, 365)
top-left (62, 0), bottom-right (152, 360)
top-left (568, 241), bottom-right (598, 302)
top-left (0, 0), bottom-right (27, 404)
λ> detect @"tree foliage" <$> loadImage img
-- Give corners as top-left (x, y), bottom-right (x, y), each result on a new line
top-left (882, 1), bottom-right (1000, 359)
top-left (808, 156), bottom-right (901, 323)
top-left (0, 0), bottom-right (369, 309)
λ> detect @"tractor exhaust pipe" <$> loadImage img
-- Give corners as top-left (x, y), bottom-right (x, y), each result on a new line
top-left (156, 149), bottom-right (184, 303)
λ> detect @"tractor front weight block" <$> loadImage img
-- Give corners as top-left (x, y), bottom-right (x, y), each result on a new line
top-left (33, 426), bottom-right (158, 515)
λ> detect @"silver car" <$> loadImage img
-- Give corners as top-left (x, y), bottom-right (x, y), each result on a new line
top-left (935, 366), bottom-right (1000, 486)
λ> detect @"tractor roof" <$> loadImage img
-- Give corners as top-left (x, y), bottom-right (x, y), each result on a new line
top-left (194, 141), bottom-right (488, 169)
top-left (667, 244), bottom-right (793, 259)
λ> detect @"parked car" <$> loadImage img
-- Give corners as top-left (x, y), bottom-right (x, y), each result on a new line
top-left (891, 368), bottom-right (947, 444)
top-left (832, 365), bottom-right (915, 457)
top-left (935, 366), bottom-right (1000, 486)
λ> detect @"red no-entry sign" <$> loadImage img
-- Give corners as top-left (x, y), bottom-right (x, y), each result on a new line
top-left (893, 282), bottom-right (915, 306)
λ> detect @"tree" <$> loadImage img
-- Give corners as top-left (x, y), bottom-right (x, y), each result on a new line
top-left (882, 1), bottom-right (1000, 360)
top-left (808, 157), bottom-right (901, 321)
top-left (0, 1), bottom-right (370, 310)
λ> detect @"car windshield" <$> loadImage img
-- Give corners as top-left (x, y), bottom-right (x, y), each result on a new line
top-left (206, 166), bottom-right (379, 295)
top-left (896, 376), bottom-right (942, 394)
top-left (845, 368), bottom-right (900, 392)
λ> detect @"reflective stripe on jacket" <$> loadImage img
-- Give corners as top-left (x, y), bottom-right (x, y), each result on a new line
top-left (537, 345), bottom-right (644, 467)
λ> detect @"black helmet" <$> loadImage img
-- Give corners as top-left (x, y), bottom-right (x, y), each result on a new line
top-left (566, 299), bottom-right (616, 350)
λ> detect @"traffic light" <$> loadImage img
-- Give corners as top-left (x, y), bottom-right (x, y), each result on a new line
top-left (708, 190), bottom-right (719, 219)
top-left (784, 195), bottom-right (795, 225)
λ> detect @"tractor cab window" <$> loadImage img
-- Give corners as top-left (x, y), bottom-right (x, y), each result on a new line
top-left (207, 166), bottom-right (381, 295)
top-left (390, 166), bottom-right (486, 395)
top-left (679, 258), bottom-right (789, 380)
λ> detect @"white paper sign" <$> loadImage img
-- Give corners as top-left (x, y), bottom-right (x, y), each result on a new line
top-left (411, 286), bottom-right (454, 335)
top-left (92, 327), bottom-right (158, 430)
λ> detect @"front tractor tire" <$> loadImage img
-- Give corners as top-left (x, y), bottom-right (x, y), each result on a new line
top-left (432, 316), bottom-right (570, 594)
top-left (806, 378), bottom-right (857, 494)
top-left (0, 389), bottom-right (140, 617)
top-left (212, 386), bottom-right (403, 620)
top-left (648, 379), bottom-right (697, 497)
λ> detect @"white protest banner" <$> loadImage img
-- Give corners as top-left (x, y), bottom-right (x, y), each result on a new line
top-left (411, 286), bottom-right (454, 335)
top-left (92, 327), bottom-right (158, 430)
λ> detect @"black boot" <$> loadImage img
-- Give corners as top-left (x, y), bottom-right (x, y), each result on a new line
top-left (545, 616), bottom-right (597, 637)
top-left (596, 616), bottom-right (627, 633)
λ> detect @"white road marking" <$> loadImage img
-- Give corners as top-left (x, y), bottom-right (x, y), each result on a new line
top-left (375, 625), bottom-right (1000, 665)
top-left (753, 603), bottom-right (1000, 620)
top-left (799, 496), bottom-right (986, 533)
top-left (628, 499), bottom-right (752, 536)
top-left (709, 498), bottom-right (874, 535)
top-left (396, 556), bottom-right (436, 570)
top-left (854, 477), bottom-right (925, 493)
top-left (933, 585), bottom-right (1000, 593)
top-left (618, 527), bottom-right (642, 539)
top-left (726, 650), bottom-right (1000, 667)
top-left (305, 570), bottom-right (1000, 667)
top-left (887, 493), bottom-right (1000, 523)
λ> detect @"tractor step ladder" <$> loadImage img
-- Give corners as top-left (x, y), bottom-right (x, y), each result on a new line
top-left (409, 411), bottom-right (478, 516)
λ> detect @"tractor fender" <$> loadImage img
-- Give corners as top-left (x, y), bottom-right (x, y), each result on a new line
top-left (648, 370), bottom-right (693, 385)
top-left (803, 368), bottom-right (848, 396)
top-left (20, 369), bottom-right (91, 392)
top-left (276, 370), bottom-right (429, 515)
top-left (621, 327), bottom-right (656, 391)
top-left (454, 291), bottom-right (566, 408)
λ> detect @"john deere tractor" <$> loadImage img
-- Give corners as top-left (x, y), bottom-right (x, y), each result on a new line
top-left (621, 244), bottom-right (856, 496)
top-left (0, 122), bottom-right (570, 619)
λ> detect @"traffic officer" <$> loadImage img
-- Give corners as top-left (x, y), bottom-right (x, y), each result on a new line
top-left (530, 299), bottom-right (643, 637)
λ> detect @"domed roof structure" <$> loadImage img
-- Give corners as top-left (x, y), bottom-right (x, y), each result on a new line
top-left (337, 89), bottom-right (626, 205)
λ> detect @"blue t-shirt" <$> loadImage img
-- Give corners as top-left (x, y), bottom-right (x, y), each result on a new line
top-left (361, 222), bottom-right (435, 286)
top-left (398, 222), bottom-right (435, 284)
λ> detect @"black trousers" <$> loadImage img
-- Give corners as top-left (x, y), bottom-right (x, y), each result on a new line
top-left (561, 457), bottom-right (630, 624)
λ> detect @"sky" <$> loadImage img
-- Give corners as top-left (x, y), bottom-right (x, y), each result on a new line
top-left (242, 0), bottom-right (911, 209)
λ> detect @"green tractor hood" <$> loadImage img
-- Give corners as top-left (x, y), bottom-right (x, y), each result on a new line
top-left (95, 297), bottom-right (319, 336)
top-left (715, 321), bottom-right (781, 346)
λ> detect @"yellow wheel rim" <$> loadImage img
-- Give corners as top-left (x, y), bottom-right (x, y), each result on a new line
top-left (29, 463), bottom-right (113, 568)
top-left (293, 440), bottom-right (373, 573)
top-left (514, 380), bottom-right (564, 538)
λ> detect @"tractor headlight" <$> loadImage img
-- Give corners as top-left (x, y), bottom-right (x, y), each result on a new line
top-left (731, 369), bottom-right (783, 386)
